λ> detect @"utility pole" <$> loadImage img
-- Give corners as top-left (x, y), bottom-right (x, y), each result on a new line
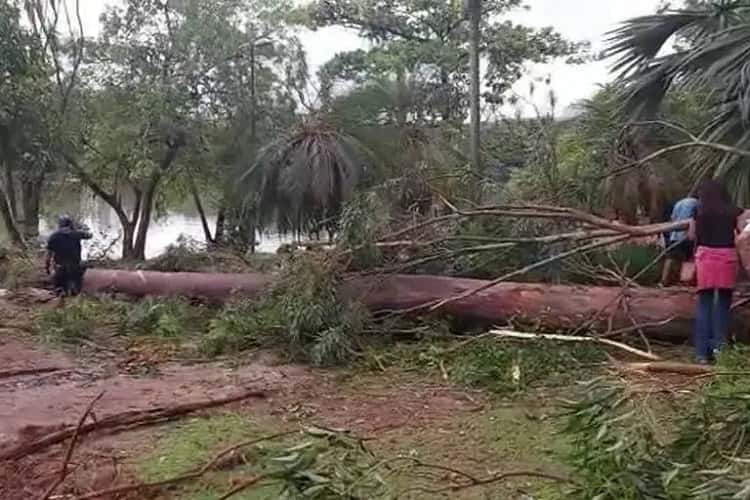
top-left (249, 42), bottom-right (257, 146)
top-left (466, 0), bottom-right (482, 175)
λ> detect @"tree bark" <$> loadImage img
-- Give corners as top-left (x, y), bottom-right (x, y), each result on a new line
top-left (3, 162), bottom-right (17, 219)
top-left (20, 174), bottom-right (43, 239)
top-left (132, 173), bottom-right (161, 261)
top-left (190, 176), bottom-right (214, 244)
top-left (131, 145), bottom-right (181, 260)
top-left (214, 206), bottom-right (226, 245)
top-left (80, 270), bottom-right (739, 340)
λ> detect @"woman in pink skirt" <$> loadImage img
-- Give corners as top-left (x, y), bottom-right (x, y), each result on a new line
top-left (690, 180), bottom-right (743, 364)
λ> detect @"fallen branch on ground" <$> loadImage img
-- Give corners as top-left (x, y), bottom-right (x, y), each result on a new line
top-left (39, 392), bottom-right (105, 500)
top-left (490, 329), bottom-right (662, 362)
top-left (599, 318), bottom-right (676, 339)
top-left (0, 367), bottom-right (66, 380)
top-left (217, 476), bottom-right (263, 500)
top-left (620, 361), bottom-right (714, 376)
top-left (0, 388), bottom-right (267, 461)
top-left (73, 431), bottom-right (293, 500)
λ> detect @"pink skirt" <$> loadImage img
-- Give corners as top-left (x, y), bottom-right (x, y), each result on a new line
top-left (695, 246), bottom-right (738, 291)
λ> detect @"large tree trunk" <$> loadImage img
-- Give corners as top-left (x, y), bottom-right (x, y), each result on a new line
top-left (214, 206), bottom-right (226, 245)
top-left (132, 175), bottom-right (161, 261)
top-left (20, 175), bottom-right (43, 239)
top-left (80, 270), bottom-right (738, 340)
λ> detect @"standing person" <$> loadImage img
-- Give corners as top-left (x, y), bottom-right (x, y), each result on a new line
top-left (45, 215), bottom-right (92, 297)
top-left (691, 180), bottom-right (742, 364)
top-left (661, 196), bottom-right (698, 286)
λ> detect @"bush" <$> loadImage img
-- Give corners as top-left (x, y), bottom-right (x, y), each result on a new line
top-left (35, 298), bottom-right (122, 343)
top-left (201, 299), bottom-right (276, 356)
top-left (201, 253), bottom-right (368, 366)
top-left (0, 247), bottom-right (38, 289)
top-left (121, 298), bottom-right (197, 338)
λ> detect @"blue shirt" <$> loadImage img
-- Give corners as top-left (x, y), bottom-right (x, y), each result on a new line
top-left (669, 197), bottom-right (698, 243)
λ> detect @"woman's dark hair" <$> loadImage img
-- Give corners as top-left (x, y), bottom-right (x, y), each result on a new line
top-left (697, 179), bottom-right (737, 216)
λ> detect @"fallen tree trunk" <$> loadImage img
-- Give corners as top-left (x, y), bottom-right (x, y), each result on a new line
top-left (80, 269), bottom-right (750, 340)
top-left (82, 269), bottom-right (273, 302)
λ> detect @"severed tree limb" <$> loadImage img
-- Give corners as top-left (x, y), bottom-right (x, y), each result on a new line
top-left (489, 329), bottom-right (663, 362)
top-left (217, 475), bottom-right (263, 500)
top-left (0, 367), bottom-right (66, 380)
top-left (379, 203), bottom-right (686, 244)
top-left (39, 392), bottom-right (105, 500)
top-left (572, 240), bottom-right (678, 337)
top-left (619, 362), bottom-right (714, 377)
top-left (1, 389), bottom-right (267, 461)
top-left (599, 318), bottom-right (676, 339)
top-left (423, 234), bottom-right (631, 314)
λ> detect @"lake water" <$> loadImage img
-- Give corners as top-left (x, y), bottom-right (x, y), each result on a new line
top-left (0, 184), bottom-right (289, 258)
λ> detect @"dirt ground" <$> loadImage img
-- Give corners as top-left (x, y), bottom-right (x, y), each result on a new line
top-left (0, 288), bottom-right (710, 500)
top-left (1, 295), bottom-right (521, 500)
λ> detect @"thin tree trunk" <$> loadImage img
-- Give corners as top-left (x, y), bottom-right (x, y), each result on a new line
top-left (121, 221), bottom-right (137, 260)
top-left (0, 184), bottom-right (25, 248)
top-left (214, 206), bottom-right (226, 245)
top-left (3, 163), bottom-right (17, 219)
top-left (440, 69), bottom-right (452, 121)
top-left (190, 177), bottom-right (214, 244)
top-left (468, 0), bottom-right (482, 175)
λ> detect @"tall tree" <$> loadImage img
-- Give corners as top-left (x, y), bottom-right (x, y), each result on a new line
top-left (310, 0), bottom-right (583, 124)
top-left (71, 0), bottom-right (303, 258)
top-left (0, 0), bottom-right (55, 246)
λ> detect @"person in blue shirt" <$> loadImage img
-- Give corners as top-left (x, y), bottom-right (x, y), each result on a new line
top-left (45, 215), bottom-right (92, 297)
top-left (661, 196), bottom-right (699, 285)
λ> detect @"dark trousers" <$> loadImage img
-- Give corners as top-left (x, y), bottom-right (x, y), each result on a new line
top-left (695, 289), bottom-right (733, 360)
top-left (53, 264), bottom-right (85, 297)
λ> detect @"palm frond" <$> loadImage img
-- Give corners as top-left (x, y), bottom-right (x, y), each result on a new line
top-left (238, 121), bottom-right (367, 235)
top-left (606, 12), bottom-right (709, 75)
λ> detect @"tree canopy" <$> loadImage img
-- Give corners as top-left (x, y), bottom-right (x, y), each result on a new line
top-left (309, 0), bottom-right (585, 123)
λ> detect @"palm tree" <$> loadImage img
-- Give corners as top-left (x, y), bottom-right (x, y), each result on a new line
top-left (606, 1), bottom-right (750, 203)
top-left (240, 119), bottom-right (368, 239)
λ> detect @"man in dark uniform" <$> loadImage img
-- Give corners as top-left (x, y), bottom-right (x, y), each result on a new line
top-left (45, 215), bottom-right (92, 296)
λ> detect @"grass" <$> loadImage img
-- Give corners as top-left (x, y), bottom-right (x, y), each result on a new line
top-left (0, 247), bottom-right (39, 289)
top-left (138, 413), bottom-right (285, 500)
top-left (34, 296), bottom-right (216, 354)
top-left (135, 396), bottom-right (574, 500)
top-left (359, 337), bottom-right (607, 396)
top-left (34, 297), bottom-right (124, 344)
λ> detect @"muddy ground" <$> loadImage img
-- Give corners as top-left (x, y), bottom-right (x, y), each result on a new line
top-left (1, 292), bottom-right (584, 500)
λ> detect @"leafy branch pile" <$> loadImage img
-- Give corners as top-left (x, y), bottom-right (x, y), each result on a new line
top-left (203, 252), bottom-right (369, 366)
top-left (562, 352), bottom-right (750, 499)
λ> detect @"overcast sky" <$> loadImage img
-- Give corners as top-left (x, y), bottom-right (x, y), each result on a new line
top-left (73, 0), bottom-right (663, 115)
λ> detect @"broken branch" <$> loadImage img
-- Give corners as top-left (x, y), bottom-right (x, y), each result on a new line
top-left (1, 389), bottom-right (267, 461)
top-left (489, 329), bottom-right (662, 361)
top-left (39, 391), bottom-right (105, 500)
top-left (423, 234), bottom-right (631, 314)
